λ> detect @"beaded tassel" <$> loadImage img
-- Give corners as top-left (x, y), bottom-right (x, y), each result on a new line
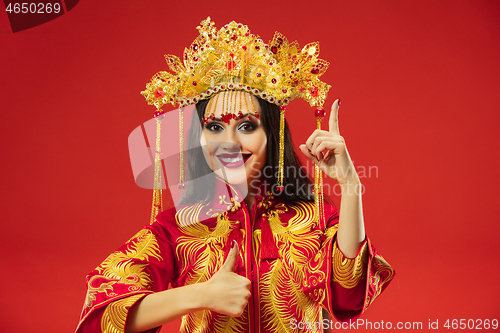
top-left (314, 108), bottom-right (326, 228)
top-left (150, 110), bottom-right (165, 225)
top-left (277, 106), bottom-right (286, 192)
top-left (178, 106), bottom-right (186, 189)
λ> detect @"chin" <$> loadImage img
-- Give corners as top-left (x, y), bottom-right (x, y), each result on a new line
top-left (215, 168), bottom-right (248, 186)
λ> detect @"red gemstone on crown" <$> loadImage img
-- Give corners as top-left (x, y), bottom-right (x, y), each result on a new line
top-left (256, 73), bottom-right (261, 77)
top-left (282, 89), bottom-right (287, 93)
top-left (193, 44), bottom-right (198, 51)
top-left (154, 88), bottom-right (165, 98)
top-left (242, 45), bottom-right (247, 50)
top-left (226, 60), bottom-right (236, 70)
top-left (315, 108), bottom-right (326, 117)
top-left (154, 110), bottom-right (165, 118)
top-left (192, 81), bottom-right (197, 86)
top-left (309, 87), bottom-right (318, 97)
top-left (271, 46), bottom-right (278, 54)
top-left (311, 68), bottom-right (319, 74)
top-left (255, 46), bottom-right (260, 50)
top-left (272, 78), bottom-right (277, 84)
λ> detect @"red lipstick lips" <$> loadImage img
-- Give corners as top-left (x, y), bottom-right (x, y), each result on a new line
top-left (217, 153), bottom-right (252, 168)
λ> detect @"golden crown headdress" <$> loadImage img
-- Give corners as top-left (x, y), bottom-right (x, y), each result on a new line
top-left (141, 17), bottom-right (330, 109)
top-left (142, 17), bottom-right (330, 226)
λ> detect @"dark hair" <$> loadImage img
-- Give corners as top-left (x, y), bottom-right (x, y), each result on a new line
top-left (178, 96), bottom-right (314, 205)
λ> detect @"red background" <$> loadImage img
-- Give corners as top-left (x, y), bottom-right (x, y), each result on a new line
top-left (1, 0), bottom-right (499, 332)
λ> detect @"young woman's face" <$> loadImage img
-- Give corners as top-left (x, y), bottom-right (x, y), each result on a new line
top-left (200, 91), bottom-right (267, 188)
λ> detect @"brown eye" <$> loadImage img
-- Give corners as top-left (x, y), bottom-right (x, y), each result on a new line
top-left (205, 123), bottom-right (224, 132)
top-left (238, 122), bottom-right (257, 132)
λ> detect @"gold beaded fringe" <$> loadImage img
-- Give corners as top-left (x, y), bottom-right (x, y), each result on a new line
top-left (178, 106), bottom-right (185, 188)
top-left (150, 114), bottom-right (164, 224)
top-left (314, 116), bottom-right (325, 226)
top-left (278, 107), bottom-right (286, 190)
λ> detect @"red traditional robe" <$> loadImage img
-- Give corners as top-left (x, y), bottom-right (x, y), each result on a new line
top-left (76, 178), bottom-right (395, 332)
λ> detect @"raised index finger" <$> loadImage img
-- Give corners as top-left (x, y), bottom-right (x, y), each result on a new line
top-left (328, 99), bottom-right (340, 135)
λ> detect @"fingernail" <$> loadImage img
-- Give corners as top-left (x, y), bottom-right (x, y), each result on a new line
top-left (232, 240), bottom-right (236, 249)
top-left (338, 99), bottom-right (341, 107)
top-left (308, 149), bottom-right (312, 153)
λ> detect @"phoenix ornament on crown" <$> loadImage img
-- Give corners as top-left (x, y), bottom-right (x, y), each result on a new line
top-left (141, 17), bottom-right (331, 110)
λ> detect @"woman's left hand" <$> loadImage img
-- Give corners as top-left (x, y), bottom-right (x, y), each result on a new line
top-left (299, 99), bottom-right (359, 185)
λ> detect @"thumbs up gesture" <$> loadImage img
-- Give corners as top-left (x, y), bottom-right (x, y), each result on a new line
top-left (202, 241), bottom-right (252, 317)
top-left (299, 100), bottom-right (359, 185)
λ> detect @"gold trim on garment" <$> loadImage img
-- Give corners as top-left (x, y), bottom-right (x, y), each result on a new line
top-left (332, 240), bottom-right (368, 289)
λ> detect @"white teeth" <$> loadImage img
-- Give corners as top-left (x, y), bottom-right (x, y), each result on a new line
top-left (220, 156), bottom-right (243, 163)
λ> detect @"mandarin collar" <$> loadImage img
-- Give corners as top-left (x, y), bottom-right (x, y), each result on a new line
top-left (210, 176), bottom-right (276, 214)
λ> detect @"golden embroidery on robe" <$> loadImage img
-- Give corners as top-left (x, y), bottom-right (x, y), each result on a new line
top-left (175, 207), bottom-right (247, 332)
top-left (332, 240), bottom-right (368, 289)
top-left (260, 201), bottom-right (323, 333)
top-left (100, 293), bottom-right (145, 333)
top-left (84, 229), bottom-right (162, 309)
top-left (96, 229), bottom-right (162, 288)
top-left (367, 254), bottom-right (394, 308)
top-left (261, 259), bottom-right (321, 333)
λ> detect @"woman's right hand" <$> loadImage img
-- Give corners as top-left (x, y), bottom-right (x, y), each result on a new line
top-left (202, 241), bottom-right (251, 317)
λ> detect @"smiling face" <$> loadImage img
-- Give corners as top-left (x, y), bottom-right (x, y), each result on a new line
top-left (200, 91), bottom-right (267, 189)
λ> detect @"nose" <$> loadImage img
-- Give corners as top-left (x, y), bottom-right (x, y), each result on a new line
top-left (219, 140), bottom-right (240, 152)
top-left (216, 125), bottom-right (241, 152)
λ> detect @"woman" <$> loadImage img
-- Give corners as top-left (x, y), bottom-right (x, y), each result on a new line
top-left (76, 18), bottom-right (394, 333)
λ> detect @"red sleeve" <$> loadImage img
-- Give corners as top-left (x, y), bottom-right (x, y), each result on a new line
top-left (75, 222), bottom-right (175, 333)
top-left (302, 204), bottom-right (395, 323)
